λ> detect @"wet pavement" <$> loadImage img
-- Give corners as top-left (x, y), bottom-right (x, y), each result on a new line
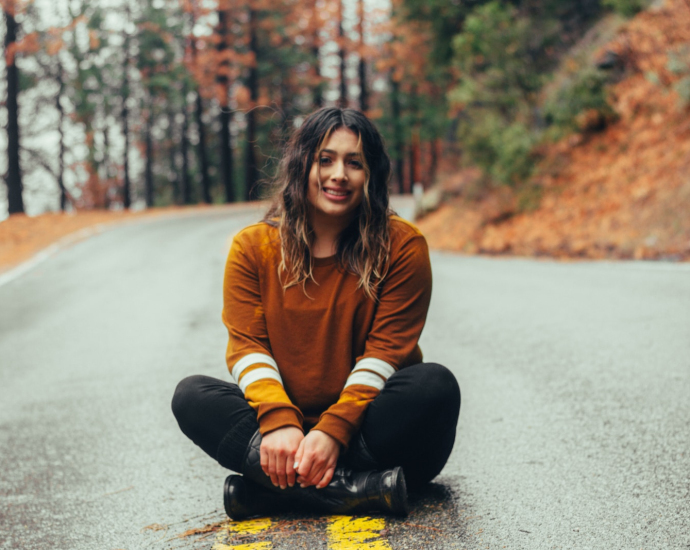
top-left (1, 204), bottom-right (689, 549)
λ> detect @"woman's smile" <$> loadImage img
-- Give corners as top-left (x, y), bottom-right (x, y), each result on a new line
top-left (322, 186), bottom-right (351, 200)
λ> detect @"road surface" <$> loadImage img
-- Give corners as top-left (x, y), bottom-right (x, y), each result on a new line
top-left (1, 204), bottom-right (688, 549)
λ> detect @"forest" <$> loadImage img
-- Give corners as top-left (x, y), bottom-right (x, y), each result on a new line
top-left (1, 0), bottom-right (450, 215)
top-left (1, 0), bottom-right (689, 260)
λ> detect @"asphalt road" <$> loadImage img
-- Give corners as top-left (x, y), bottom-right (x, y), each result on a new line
top-left (1, 204), bottom-right (689, 550)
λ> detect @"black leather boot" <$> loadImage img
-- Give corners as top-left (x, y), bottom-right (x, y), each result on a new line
top-left (237, 430), bottom-right (409, 517)
top-left (343, 431), bottom-right (380, 472)
top-left (224, 475), bottom-right (294, 520)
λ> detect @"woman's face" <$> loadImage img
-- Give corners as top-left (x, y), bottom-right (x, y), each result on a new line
top-left (307, 127), bottom-right (367, 226)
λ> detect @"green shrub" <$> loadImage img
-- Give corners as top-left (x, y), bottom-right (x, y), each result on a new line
top-left (490, 122), bottom-right (539, 185)
top-left (543, 67), bottom-right (614, 138)
top-left (602, 0), bottom-right (647, 17)
top-left (457, 113), bottom-right (539, 186)
top-left (450, 1), bottom-right (556, 186)
top-left (450, 2), bottom-right (551, 116)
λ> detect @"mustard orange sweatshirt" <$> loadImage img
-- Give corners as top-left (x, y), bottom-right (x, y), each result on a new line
top-left (221, 216), bottom-right (432, 448)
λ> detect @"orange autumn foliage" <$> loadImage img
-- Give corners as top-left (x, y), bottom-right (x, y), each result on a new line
top-left (380, 1), bottom-right (436, 93)
top-left (419, 0), bottom-right (690, 262)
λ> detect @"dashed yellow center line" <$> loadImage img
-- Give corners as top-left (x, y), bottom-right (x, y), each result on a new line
top-left (215, 544), bottom-right (272, 550)
top-left (229, 519), bottom-right (273, 535)
top-left (327, 516), bottom-right (392, 549)
top-left (213, 518), bottom-right (273, 550)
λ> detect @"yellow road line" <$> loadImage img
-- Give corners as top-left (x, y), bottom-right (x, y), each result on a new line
top-left (229, 519), bottom-right (273, 535)
top-left (213, 518), bottom-right (273, 550)
top-left (327, 516), bottom-right (392, 549)
top-left (214, 543), bottom-right (272, 550)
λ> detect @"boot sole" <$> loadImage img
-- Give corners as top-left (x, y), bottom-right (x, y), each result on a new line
top-left (390, 467), bottom-right (410, 516)
top-left (224, 475), bottom-right (249, 520)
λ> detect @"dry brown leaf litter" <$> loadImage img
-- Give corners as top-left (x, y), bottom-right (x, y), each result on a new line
top-left (0, 204), bottom-right (254, 274)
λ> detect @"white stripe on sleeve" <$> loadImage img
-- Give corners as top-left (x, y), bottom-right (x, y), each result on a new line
top-left (238, 367), bottom-right (283, 393)
top-left (351, 358), bottom-right (396, 380)
top-left (232, 352), bottom-right (279, 381)
top-left (343, 370), bottom-right (387, 391)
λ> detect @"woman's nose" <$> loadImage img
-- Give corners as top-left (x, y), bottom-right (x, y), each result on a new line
top-left (330, 160), bottom-right (347, 181)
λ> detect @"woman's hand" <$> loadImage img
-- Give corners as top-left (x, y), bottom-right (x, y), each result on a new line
top-left (294, 430), bottom-right (340, 489)
top-left (260, 426), bottom-right (304, 489)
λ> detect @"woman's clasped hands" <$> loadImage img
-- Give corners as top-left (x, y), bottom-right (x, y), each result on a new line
top-left (260, 426), bottom-right (340, 490)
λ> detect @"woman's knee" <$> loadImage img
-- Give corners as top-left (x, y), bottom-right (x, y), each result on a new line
top-left (425, 363), bottom-right (461, 410)
top-left (403, 363), bottom-right (460, 413)
top-left (171, 375), bottom-right (212, 427)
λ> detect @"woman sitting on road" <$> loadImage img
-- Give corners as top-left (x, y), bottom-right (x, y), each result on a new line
top-left (172, 107), bottom-right (461, 518)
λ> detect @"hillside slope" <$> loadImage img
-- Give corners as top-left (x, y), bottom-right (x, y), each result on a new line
top-left (419, 0), bottom-right (690, 261)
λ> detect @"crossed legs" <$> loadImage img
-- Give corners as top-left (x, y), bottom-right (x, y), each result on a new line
top-left (172, 362), bottom-right (460, 490)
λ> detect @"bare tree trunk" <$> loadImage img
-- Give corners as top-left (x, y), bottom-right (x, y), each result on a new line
top-left (217, 7), bottom-right (234, 203)
top-left (181, 82), bottom-right (192, 205)
top-left (194, 92), bottom-right (211, 204)
top-left (410, 127), bottom-right (422, 191)
top-left (280, 72), bottom-right (291, 136)
top-left (429, 138), bottom-right (441, 188)
top-left (338, 0), bottom-right (347, 108)
top-left (103, 116), bottom-right (113, 207)
top-left (55, 61), bottom-right (68, 211)
top-left (4, 3), bottom-right (24, 214)
top-left (167, 109), bottom-right (180, 205)
top-left (311, 0), bottom-right (322, 108)
top-left (122, 99), bottom-right (131, 207)
top-left (220, 106), bottom-right (234, 203)
top-left (187, 10), bottom-right (212, 205)
top-left (390, 77), bottom-right (404, 194)
top-left (144, 100), bottom-right (154, 208)
top-left (245, 5), bottom-right (259, 201)
top-left (408, 84), bottom-right (419, 193)
top-left (409, 133), bottom-right (418, 193)
top-left (358, 0), bottom-right (367, 112)
top-left (121, 3), bottom-right (132, 209)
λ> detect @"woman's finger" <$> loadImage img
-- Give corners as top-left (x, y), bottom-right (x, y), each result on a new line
top-left (297, 451), bottom-right (315, 488)
top-left (309, 462), bottom-right (326, 488)
top-left (267, 449), bottom-right (279, 487)
top-left (294, 439), bottom-right (305, 472)
top-left (316, 465), bottom-right (336, 489)
top-left (306, 452), bottom-right (330, 487)
top-left (294, 437), bottom-right (307, 486)
top-left (276, 450), bottom-right (288, 489)
top-left (260, 442), bottom-right (270, 477)
top-left (286, 451), bottom-right (297, 488)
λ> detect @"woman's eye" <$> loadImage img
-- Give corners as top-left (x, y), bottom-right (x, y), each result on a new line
top-left (349, 160), bottom-right (363, 168)
top-left (319, 157), bottom-right (331, 164)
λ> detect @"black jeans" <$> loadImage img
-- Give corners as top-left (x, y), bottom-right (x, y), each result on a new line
top-left (172, 363), bottom-right (460, 489)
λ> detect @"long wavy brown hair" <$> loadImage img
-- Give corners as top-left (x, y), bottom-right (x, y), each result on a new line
top-left (264, 107), bottom-right (392, 300)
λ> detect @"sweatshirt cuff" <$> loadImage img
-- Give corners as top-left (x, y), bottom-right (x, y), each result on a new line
top-left (312, 413), bottom-right (356, 449)
top-left (258, 407), bottom-right (304, 435)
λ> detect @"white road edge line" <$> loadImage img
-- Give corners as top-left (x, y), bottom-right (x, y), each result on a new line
top-left (0, 224), bottom-right (111, 289)
top-left (0, 204), bottom-right (266, 290)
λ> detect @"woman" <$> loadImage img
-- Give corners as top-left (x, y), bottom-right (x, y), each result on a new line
top-left (172, 107), bottom-right (460, 519)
